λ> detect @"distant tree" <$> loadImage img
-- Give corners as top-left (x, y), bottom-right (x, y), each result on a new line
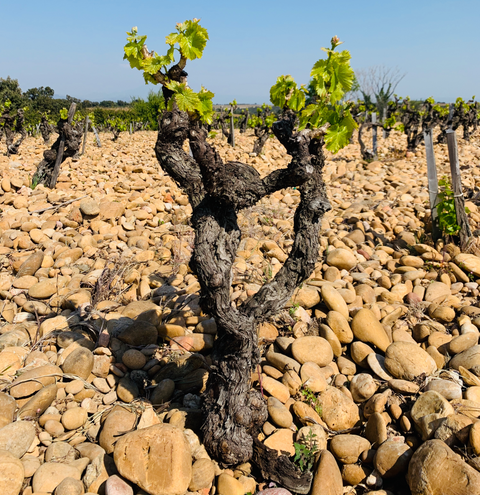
top-left (24, 86), bottom-right (55, 101)
top-left (355, 65), bottom-right (405, 118)
top-left (99, 100), bottom-right (116, 107)
top-left (0, 77), bottom-right (25, 109)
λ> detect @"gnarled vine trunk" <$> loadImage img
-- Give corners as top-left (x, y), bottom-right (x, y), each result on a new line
top-left (33, 103), bottom-right (82, 188)
top-left (155, 104), bottom-right (330, 471)
top-left (153, 64), bottom-right (330, 491)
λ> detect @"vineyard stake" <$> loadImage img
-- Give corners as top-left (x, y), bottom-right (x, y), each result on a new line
top-left (372, 112), bottom-right (377, 159)
top-left (91, 124), bottom-right (102, 147)
top-left (423, 128), bottom-right (441, 241)
top-left (230, 109), bottom-right (235, 147)
top-left (81, 116), bottom-right (89, 156)
top-left (446, 129), bottom-right (472, 247)
top-left (382, 108), bottom-right (387, 139)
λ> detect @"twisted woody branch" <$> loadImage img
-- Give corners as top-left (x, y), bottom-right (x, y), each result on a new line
top-left (152, 58), bottom-right (331, 488)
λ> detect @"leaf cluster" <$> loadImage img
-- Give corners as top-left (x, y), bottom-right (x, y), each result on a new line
top-left (124, 20), bottom-right (214, 124)
top-left (293, 430), bottom-right (318, 472)
top-left (269, 37), bottom-right (357, 153)
top-left (437, 176), bottom-right (466, 237)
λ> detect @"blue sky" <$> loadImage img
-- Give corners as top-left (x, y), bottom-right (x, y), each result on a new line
top-left (1, 0), bottom-right (479, 104)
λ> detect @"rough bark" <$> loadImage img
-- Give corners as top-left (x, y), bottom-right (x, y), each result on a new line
top-left (40, 115), bottom-right (53, 144)
top-left (7, 109), bottom-right (26, 155)
top-left (155, 99), bottom-right (330, 473)
top-left (253, 126), bottom-right (270, 155)
top-left (33, 104), bottom-right (82, 188)
top-left (150, 54), bottom-right (330, 489)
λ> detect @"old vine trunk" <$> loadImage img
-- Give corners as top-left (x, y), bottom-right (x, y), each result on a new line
top-left (153, 61), bottom-right (331, 483)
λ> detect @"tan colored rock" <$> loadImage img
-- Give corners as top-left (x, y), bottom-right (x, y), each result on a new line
top-left (217, 472), bottom-right (244, 495)
top-left (321, 286), bottom-right (349, 320)
top-left (99, 406), bottom-right (138, 454)
top-left (263, 428), bottom-right (295, 456)
top-left (261, 376), bottom-right (290, 403)
top-left (326, 248), bottom-right (357, 271)
top-left (114, 424), bottom-right (192, 495)
top-left (330, 434), bottom-right (370, 464)
top-left (0, 420), bottom-right (36, 459)
top-left (28, 279), bottom-right (57, 299)
top-left (0, 393), bottom-right (16, 428)
top-left (32, 462), bottom-right (81, 493)
top-left (189, 458), bottom-right (215, 491)
top-left (311, 450), bottom-right (343, 495)
top-left (384, 342), bottom-right (437, 381)
top-left (62, 407), bottom-right (88, 430)
top-left (62, 347), bottom-right (94, 380)
top-left (411, 390), bottom-right (455, 440)
top-left (300, 362), bottom-right (327, 393)
top-left (350, 373), bottom-right (378, 403)
top-left (351, 309), bottom-right (391, 352)
top-left (10, 364), bottom-right (61, 398)
top-left (291, 336), bottom-right (333, 367)
top-left (374, 440), bottom-right (413, 478)
top-left (407, 439), bottom-right (480, 495)
top-left (319, 387), bottom-right (360, 431)
top-left (455, 253), bottom-right (480, 277)
top-left (17, 383), bottom-right (57, 419)
top-left (425, 282), bottom-right (451, 302)
top-left (0, 450), bottom-right (24, 495)
top-left (325, 311), bottom-right (353, 344)
top-left (449, 345), bottom-right (480, 371)
top-left (470, 421), bottom-right (480, 455)
top-left (267, 397), bottom-right (293, 428)
top-left (16, 251), bottom-right (44, 278)
top-left (364, 412), bottom-right (387, 446)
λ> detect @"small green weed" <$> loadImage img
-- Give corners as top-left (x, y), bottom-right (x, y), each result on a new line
top-left (437, 176), bottom-right (469, 237)
top-left (301, 387), bottom-right (322, 416)
top-left (293, 429), bottom-right (318, 472)
top-left (289, 302), bottom-right (300, 318)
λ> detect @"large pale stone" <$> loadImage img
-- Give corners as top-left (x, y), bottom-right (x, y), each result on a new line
top-left (351, 309), bottom-right (391, 352)
top-left (291, 336), bottom-right (333, 367)
top-left (114, 424), bottom-right (192, 495)
top-left (384, 342), bottom-right (437, 381)
top-left (310, 450), bottom-right (342, 495)
top-left (407, 439), bottom-right (480, 495)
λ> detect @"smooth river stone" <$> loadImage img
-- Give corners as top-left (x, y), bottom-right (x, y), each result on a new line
top-left (321, 286), bottom-right (349, 320)
top-left (351, 309), bottom-right (391, 352)
top-left (325, 311), bottom-right (353, 344)
top-left (384, 342), bottom-right (437, 381)
top-left (291, 336), bottom-right (333, 367)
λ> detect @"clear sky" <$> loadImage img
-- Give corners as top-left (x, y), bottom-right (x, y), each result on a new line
top-left (1, 0), bottom-right (479, 104)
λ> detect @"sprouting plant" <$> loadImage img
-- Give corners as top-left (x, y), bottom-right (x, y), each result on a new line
top-left (289, 302), bottom-right (300, 318)
top-left (437, 176), bottom-right (469, 237)
top-left (208, 130), bottom-right (217, 139)
top-left (29, 175), bottom-right (39, 190)
top-left (293, 430), bottom-right (318, 472)
top-left (300, 386), bottom-right (322, 416)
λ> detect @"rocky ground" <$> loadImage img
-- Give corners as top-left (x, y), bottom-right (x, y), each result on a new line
top-left (1, 127), bottom-right (480, 495)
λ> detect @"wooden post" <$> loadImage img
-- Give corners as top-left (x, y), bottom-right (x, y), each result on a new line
top-left (129, 123), bottom-right (133, 135)
top-left (49, 103), bottom-right (76, 188)
top-left (229, 110), bottom-right (235, 147)
top-left (448, 103), bottom-right (455, 129)
top-left (372, 112), bottom-right (377, 160)
top-left (91, 125), bottom-right (102, 147)
top-left (81, 116), bottom-right (89, 156)
top-left (424, 129), bottom-right (441, 242)
top-left (446, 129), bottom-right (472, 247)
top-left (382, 107), bottom-right (387, 139)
